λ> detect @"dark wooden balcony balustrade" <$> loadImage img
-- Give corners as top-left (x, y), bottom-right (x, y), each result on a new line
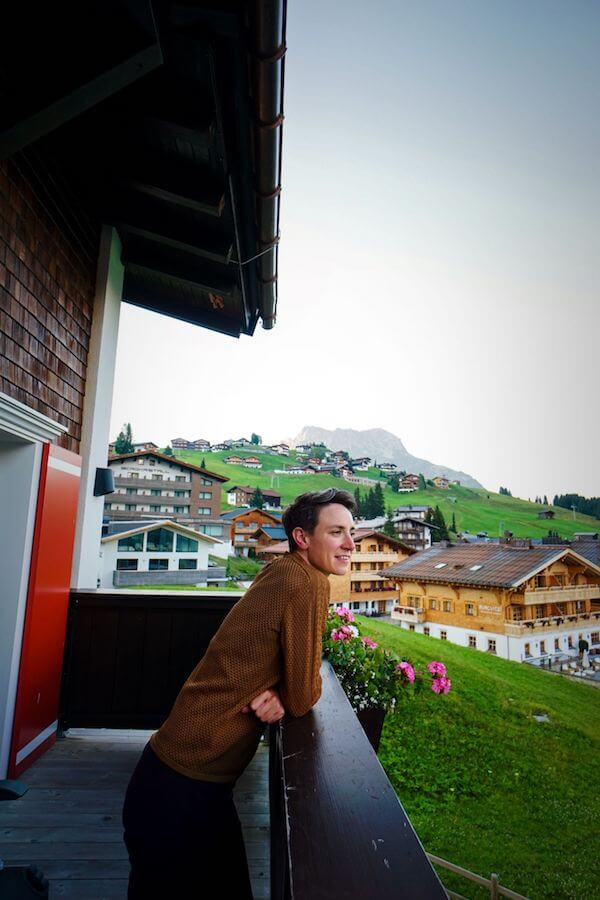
top-left (49, 590), bottom-right (445, 897)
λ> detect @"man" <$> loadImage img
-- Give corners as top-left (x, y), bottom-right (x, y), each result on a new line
top-left (122, 488), bottom-right (356, 898)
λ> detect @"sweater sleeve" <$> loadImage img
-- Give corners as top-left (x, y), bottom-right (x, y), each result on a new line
top-left (278, 575), bottom-right (324, 718)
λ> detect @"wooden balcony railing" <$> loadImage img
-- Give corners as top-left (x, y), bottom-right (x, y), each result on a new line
top-left (270, 661), bottom-right (446, 899)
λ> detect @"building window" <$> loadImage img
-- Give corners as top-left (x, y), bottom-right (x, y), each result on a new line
top-left (524, 643), bottom-right (531, 657)
top-left (591, 632), bottom-right (599, 645)
top-left (198, 507), bottom-right (211, 515)
top-left (130, 472), bottom-right (139, 479)
top-left (148, 459), bottom-right (156, 466)
top-left (126, 487), bottom-right (137, 495)
top-left (199, 492), bottom-right (212, 499)
top-left (117, 534), bottom-right (144, 552)
top-left (567, 635), bottom-right (573, 649)
top-left (575, 600), bottom-right (585, 613)
top-left (149, 559), bottom-right (169, 570)
top-left (116, 558), bottom-right (138, 570)
top-left (175, 475), bottom-right (187, 482)
top-left (443, 600), bottom-right (452, 613)
top-left (465, 603), bottom-right (475, 616)
top-left (512, 606), bottom-right (523, 621)
top-left (554, 638), bottom-right (560, 651)
top-left (535, 605), bottom-right (545, 619)
top-left (352, 602), bottom-right (360, 610)
top-left (150, 489), bottom-right (161, 496)
top-left (150, 505), bottom-right (161, 512)
top-left (152, 474), bottom-right (163, 481)
top-left (199, 524), bottom-right (224, 537)
top-left (488, 639), bottom-right (497, 654)
top-left (176, 534), bottom-right (199, 553)
top-left (423, 627), bottom-right (430, 636)
top-left (429, 599), bottom-right (438, 611)
top-left (178, 559), bottom-right (197, 570)
top-left (200, 478), bottom-right (213, 485)
top-left (409, 624), bottom-right (415, 631)
top-left (125, 504), bottom-right (136, 511)
top-left (540, 640), bottom-right (546, 654)
top-left (468, 635), bottom-right (477, 648)
top-left (440, 631), bottom-right (447, 640)
top-left (146, 528), bottom-right (174, 552)
top-left (174, 490), bottom-right (188, 497)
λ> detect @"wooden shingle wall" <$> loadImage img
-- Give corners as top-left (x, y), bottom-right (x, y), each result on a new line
top-left (0, 157), bottom-right (100, 452)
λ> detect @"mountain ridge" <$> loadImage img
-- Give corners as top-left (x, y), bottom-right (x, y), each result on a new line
top-left (287, 425), bottom-right (483, 489)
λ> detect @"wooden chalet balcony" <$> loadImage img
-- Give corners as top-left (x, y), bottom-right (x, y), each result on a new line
top-left (391, 605), bottom-right (426, 624)
top-left (505, 610), bottom-right (600, 637)
top-left (352, 552), bottom-right (400, 563)
top-left (351, 570), bottom-right (391, 582)
top-left (522, 585), bottom-right (600, 605)
top-left (13, 590), bottom-right (443, 898)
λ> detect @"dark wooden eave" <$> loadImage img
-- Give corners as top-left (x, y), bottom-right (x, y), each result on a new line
top-left (0, 0), bottom-right (285, 338)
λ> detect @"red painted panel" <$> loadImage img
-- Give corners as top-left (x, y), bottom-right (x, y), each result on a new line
top-left (9, 443), bottom-right (81, 777)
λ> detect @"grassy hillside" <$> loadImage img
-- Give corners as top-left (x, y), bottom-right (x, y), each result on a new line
top-left (175, 448), bottom-right (599, 540)
top-left (357, 617), bottom-right (599, 900)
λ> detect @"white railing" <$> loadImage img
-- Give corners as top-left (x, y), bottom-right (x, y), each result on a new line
top-left (427, 853), bottom-right (529, 899)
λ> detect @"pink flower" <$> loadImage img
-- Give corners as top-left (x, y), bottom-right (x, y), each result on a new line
top-left (431, 676), bottom-right (452, 694)
top-left (396, 661), bottom-right (415, 683)
top-left (427, 661), bottom-right (447, 677)
top-left (362, 636), bottom-right (378, 649)
top-left (335, 606), bottom-right (355, 623)
top-left (331, 625), bottom-right (354, 643)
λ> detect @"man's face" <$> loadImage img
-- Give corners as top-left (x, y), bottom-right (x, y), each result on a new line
top-left (294, 503), bottom-right (355, 576)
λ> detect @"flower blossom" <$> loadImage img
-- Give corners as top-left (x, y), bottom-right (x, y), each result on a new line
top-left (362, 636), bottom-right (378, 650)
top-left (335, 606), bottom-right (355, 623)
top-left (431, 676), bottom-right (452, 695)
top-left (331, 625), bottom-right (354, 642)
top-left (427, 661), bottom-right (446, 677)
top-left (396, 661), bottom-right (415, 683)
top-left (348, 625), bottom-right (359, 637)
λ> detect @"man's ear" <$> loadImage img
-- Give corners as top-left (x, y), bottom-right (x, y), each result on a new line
top-left (292, 526), bottom-right (309, 550)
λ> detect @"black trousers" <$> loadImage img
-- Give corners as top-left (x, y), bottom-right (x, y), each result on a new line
top-left (122, 743), bottom-right (254, 899)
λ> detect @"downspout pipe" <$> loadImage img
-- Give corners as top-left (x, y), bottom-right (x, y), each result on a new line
top-left (253, 0), bottom-right (286, 329)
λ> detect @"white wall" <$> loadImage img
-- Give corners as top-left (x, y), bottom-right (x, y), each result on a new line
top-left (0, 438), bottom-right (42, 778)
top-left (71, 227), bottom-right (124, 589)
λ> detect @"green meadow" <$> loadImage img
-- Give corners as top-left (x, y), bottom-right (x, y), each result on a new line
top-left (174, 448), bottom-right (599, 540)
top-left (357, 617), bottom-right (600, 900)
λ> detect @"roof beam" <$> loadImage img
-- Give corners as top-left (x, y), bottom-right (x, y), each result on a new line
top-left (121, 156), bottom-right (226, 217)
top-left (111, 196), bottom-right (233, 264)
top-left (122, 245), bottom-right (237, 297)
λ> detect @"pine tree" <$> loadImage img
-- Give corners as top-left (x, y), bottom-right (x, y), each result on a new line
top-left (434, 506), bottom-right (450, 541)
top-left (162, 446), bottom-right (174, 457)
top-left (251, 486), bottom-right (264, 509)
top-left (451, 512), bottom-right (457, 533)
top-left (114, 422), bottom-right (134, 453)
top-left (374, 482), bottom-right (385, 516)
top-left (418, 474), bottom-right (427, 490)
top-left (354, 487), bottom-right (361, 516)
top-left (382, 509), bottom-right (396, 538)
top-left (201, 457), bottom-right (206, 469)
top-left (251, 433), bottom-right (262, 445)
top-left (366, 488), bottom-right (377, 519)
top-left (389, 473), bottom-right (400, 492)
top-left (543, 495), bottom-right (548, 505)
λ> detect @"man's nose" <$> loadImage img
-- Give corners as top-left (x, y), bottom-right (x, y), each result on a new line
top-left (341, 534), bottom-right (355, 550)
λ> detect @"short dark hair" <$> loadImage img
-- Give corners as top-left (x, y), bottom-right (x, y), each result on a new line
top-left (282, 488), bottom-right (356, 551)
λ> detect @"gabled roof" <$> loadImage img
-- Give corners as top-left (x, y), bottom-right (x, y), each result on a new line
top-left (256, 525), bottom-right (287, 540)
top-left (101, 519), bottom-right (221, 545)
top-left (353, 529), bottom-right (416, 554)
top-left (383, 543), bottom-right (600, 588)
top-left (221, 507), bottom-right (282, 523)
top-left (227, 485), bottom-right (281, 498)
top-left (108, 450), bottom-right (227, 482)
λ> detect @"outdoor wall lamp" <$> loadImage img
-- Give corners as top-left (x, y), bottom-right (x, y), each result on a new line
top-left (94, 467), bottom-right (114, 497)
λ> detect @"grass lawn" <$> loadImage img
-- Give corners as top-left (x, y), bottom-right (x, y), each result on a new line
top-left (175, 449), bottom-right (600, 541)
top-left (357, 617), bottom-right (600, 900)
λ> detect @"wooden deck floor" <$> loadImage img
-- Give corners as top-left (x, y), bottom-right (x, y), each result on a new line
top-left (0, 729), bottom-right (269, 899)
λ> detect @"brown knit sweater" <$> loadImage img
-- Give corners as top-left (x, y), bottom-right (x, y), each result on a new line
top-left (150, 552), bottom-right (330, 782)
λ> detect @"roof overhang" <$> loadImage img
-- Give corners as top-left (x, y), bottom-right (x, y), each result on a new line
top-left (1, 0), bottom-right (285, 336)
top-left (102, 519), bottom-right (222, 544)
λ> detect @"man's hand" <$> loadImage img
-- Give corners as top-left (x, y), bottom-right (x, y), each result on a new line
top-left (241, 688), bottom-right (285, 724)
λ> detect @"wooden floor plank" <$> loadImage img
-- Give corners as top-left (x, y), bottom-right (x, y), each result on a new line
top-left (0, 730), bottom-right (270, 898)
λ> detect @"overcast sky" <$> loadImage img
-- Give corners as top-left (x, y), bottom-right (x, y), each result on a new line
top-left (110, 0), bottom-right (600, 501)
